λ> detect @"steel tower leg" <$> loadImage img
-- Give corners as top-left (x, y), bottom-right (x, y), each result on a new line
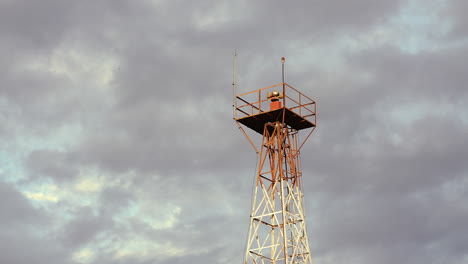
top-left (244, 122), bottom-right (312, 264)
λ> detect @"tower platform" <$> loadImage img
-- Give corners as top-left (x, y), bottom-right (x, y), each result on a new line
top-left (235, 107), bottom-right (315, 135)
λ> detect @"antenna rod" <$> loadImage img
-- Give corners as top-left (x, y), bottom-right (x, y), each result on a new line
top-left (233, 50), bottom-right (238, 118)
top-left (281, 57), bottom-right (285, 107)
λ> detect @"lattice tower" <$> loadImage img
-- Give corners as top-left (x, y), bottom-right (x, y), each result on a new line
top-left (233, 57), bottom-right (317, 264)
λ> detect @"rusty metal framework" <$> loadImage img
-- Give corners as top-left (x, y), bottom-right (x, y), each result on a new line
top-left (234, 61), bottom-right (316, 264)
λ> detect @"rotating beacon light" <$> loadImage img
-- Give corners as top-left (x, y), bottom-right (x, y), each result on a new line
top-left (267, 90), bottom-right (283, 110)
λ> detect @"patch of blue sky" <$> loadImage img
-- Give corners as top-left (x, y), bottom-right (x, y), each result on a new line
top-left (112, 200), bottom-right (140, 224)
top-left (285, 1), bottom-right (453, 75)
top-left (2, 122), bottom-right (83, 185)
top-left (286, 41), bottom-right (348, 72)
top-left (20, 170), bottom-right (112, 232)
top-left (391, 0), bottom-right (451, 54)
top-left (303, 0), bottom-right (455, 60)
top-left (389, 101), bottom-right (433, 125)
top-left (2, 122), bottom-right (86, 219)
top-left (18, 121), bottom-right (83, 151)
top-left (446, 101), bottom-right (468, 125)
top-left (459, 109), bottom-right (468, 125)
top-left (0, 98), bottom-right (27, 182)
top-left (279, 1), bottom-right (453, 75)
top-left (386, 99), bottom-right (468, 144)
top-left (375, 100), bottom-right (433, 145)
top-left (0, 149), bottom-right (28, 183)
top-left (440, 176), bottom-right (468, 203)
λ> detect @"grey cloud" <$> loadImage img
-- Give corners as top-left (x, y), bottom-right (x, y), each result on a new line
top-left (0, 181), bottom-right (48, 226)
top-left (1, 0), bottom-right (468, 264)
top-left (0, 181), bottom-right (71, 264)
top-left (72, 94), bottom-right (251, 175)
top-left (348, 44), bottom-right (468, 101)
top-left (99, 186), bottom-right (135, 214)
top-left (312, 188), bottom-right (468, 264)
top-left (445, 0), bottom-right (468, 38)
top-left (60, 206), bottom-right (112, 248)
top-left (249, 0), bottom-right (402, 32)
top-left (0, 0), bottom-right (73, 52)
top-left (26, 149), bottom-right (78, 182)
top-left (0, 231), bottom-right (74, 264)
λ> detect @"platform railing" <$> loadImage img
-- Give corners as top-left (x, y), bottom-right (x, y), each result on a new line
top-left (234, 83), bottom-right (316, 125)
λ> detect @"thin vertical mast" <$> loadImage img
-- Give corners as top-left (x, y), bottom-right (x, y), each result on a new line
top-left (233, 50), bottom-right (238, 119)
top-left (282, 57), bottom-right (285, 108)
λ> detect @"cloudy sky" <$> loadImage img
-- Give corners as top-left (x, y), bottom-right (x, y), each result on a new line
top-left (1, 0), bottom-right (468, 263)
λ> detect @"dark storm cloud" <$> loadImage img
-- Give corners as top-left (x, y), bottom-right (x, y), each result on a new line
top-left (312, 186), bottom-right (468, 264)
top-left (300, 40), bottom-right (468, 186)
top-left (373, 117), bottom-right (468, 191)
top-left (4, 0), bottom-right (408, 179)
top-left (0, 0), bottom-right (152, 121)
top-left (0, 0), bottom-right (73, 52)
top-left (348, 44), bottom-right (468, 101)
top-left (0, 61), bottom-right (82, 134)
top-left (248, 0), bottom-right (402, 32)
top-left (297, 48), bottom-right (468, 264)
